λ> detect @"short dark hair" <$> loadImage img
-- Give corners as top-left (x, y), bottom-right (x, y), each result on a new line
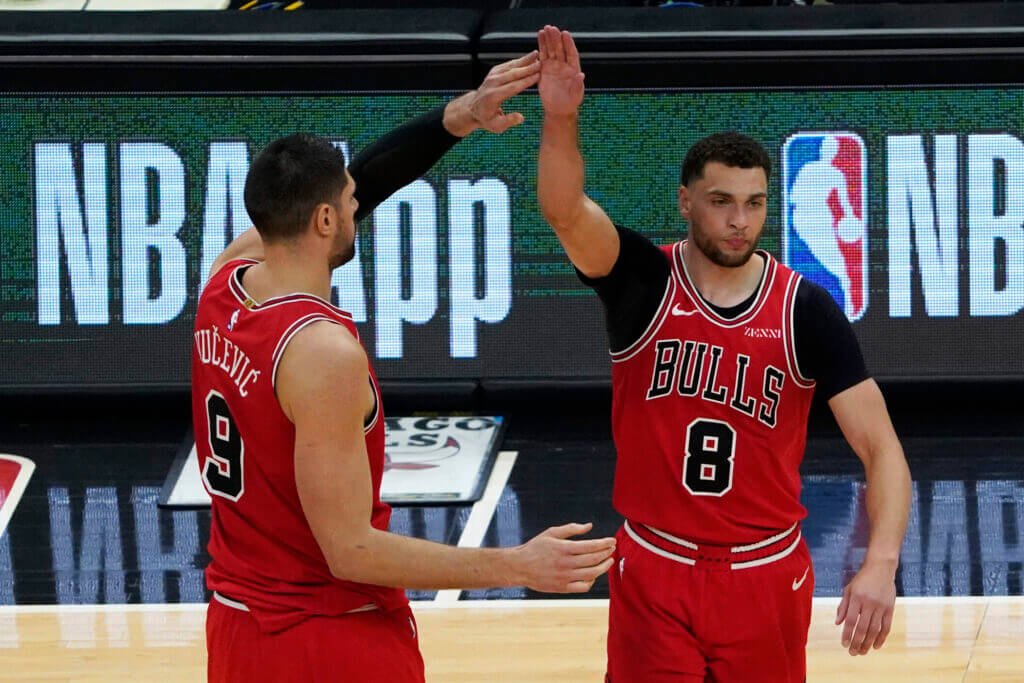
top-left (680, 132), bottom-right (771, 186)
top-left (244, 133), bottom-right (348, 242)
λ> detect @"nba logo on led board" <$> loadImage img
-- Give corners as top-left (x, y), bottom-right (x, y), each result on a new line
top-left (782, 132), bottom-right (868, 321)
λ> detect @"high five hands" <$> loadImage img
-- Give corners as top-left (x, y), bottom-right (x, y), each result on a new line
top-left (444, 51), bottom-right (541, 136)
top-left (445, 25), bottom-right (584, 136)
top-left (538, 25), bottom-right (585, 117)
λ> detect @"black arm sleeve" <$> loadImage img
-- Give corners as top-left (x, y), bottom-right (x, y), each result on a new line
top-left (792, 279), bottom-right (871, 400)
top-left (348, 104), bottom-right (460, 222)
top-left (577, 225), bottom-right (672, 353)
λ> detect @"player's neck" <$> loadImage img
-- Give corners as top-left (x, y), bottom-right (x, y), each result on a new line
top-left (243, 247), bottom-right (332, 304)
top-left (683, 241), bottom-right (765, 308)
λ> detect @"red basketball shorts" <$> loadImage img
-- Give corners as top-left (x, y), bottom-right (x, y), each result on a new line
top-left (606, 521), bottom-right (814, 683)
top-left (207, 594), bottom-right (425, 682)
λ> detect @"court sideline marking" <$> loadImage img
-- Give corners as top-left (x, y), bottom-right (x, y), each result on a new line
top-left (434, 450), bottom-right (519, 604)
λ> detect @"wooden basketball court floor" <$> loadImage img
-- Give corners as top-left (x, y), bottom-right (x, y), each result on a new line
top-left (1, 596), bottom-right (1022, 681)
top-left (1, 392), bottom-right (1022, 681)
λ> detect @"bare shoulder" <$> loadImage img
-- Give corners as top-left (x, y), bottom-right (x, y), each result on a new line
top-left (276, 321), bottom-right (367, 421)
top-left (281, 321), bottom-right (365, 382)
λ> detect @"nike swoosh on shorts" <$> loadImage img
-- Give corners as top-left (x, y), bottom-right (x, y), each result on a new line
top-left (792, 566), bottom-right (810, 591)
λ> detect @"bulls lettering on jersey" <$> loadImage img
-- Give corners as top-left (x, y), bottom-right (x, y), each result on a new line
top-left (609, 243), bottom-right (815, 545)
top-left (644, 340), bottom-right (785, 429)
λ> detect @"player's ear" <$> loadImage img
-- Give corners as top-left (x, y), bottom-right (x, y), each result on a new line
top-left (311, 203), bottom-right (333, 238)
top-left (678, 185), bottom-right (691, 219)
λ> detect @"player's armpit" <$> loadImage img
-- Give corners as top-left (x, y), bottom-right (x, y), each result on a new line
top-left (277, 321), bottom-right (378, 579)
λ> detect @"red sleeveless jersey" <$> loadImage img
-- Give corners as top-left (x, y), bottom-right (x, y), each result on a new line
top-left (191, 259), bottom-right (406, 634)
top-left (609, 243), bottom-right (816, 545)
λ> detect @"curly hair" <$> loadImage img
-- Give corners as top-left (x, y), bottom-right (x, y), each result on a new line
top-left (680, 132), bottom-right (771, 186)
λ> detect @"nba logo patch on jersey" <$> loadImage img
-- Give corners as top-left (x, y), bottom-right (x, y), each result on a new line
top-left (782, 132), bottom-right (868, 321)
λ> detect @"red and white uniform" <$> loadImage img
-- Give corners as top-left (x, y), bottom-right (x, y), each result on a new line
top-left (192, 260), bottom-right (421, 681)
top-left (605, 243), bottom-right (816, 683)
top-left (611, 243), bottom-right (815, 546)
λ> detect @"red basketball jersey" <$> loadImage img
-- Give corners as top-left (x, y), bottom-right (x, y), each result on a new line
top-left (609, 243), bottom-right (816, 545)
top-left (191, 259), bottom-right (406, 634)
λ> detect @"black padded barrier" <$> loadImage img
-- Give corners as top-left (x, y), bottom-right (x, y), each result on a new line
top-left (6, 4), bottom-right (1024, 91)
top-left (479, 3), bottom-right (1024, 87)
top-left (0, 9), bottom-right (484, 92)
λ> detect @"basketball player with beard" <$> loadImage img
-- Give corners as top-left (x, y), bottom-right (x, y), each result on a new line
top-left (535, 25), bottom-right (911, 682)
top-left (193, 51), bottom-right (615, 682)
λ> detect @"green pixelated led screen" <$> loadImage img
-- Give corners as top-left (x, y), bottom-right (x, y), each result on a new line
top-left (2, 89), bottom-right (1022, 387)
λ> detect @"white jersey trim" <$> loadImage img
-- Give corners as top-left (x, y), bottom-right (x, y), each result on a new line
top-left (625, 521), bottom-right (802, 570)
top-left (229, 263), bottom-right (353, 321)
top-left (672, 242), bottom-right (777, 329)
top-left (213, 592), bottom-right (249, 612)
top-left (731, 522), bottom-right (799, 552)
top-left (212, 591), bottom-right (379, 615)
top-left (782, 272), bottom-right (815, 389)
top-left (640, 523), bottom-right (699, 550)
top-left (623, 521), bottom-right (697, 566)
top-left (271, 315), bottom-right (381, 434)
top-left (271, 314), bottom-right (339, 390)
top-left (610, 275), bottom-right (677, 364)
top-left (731, 532), bottom-right (802, 570)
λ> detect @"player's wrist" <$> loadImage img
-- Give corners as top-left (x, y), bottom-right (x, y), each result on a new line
top-left (542, 109), bottom-right (579, 123)
top-left (501, 544), bottom-right (530, 587)
top-left (442, 92), bottom-right (479, 138)
top-left (861, 552), bottom-right (899, 576)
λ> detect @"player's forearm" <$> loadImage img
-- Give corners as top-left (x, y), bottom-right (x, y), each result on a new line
top-left (861, 444), bottom-right (912, 571)
top-left (349, 104), bottom-right (459, 222)
top-left (538, 113), bottom-right (587, 230)
top-left (327, 527), bottom-right (523, 590)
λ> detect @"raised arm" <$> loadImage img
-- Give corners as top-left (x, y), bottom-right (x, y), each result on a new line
top-left (537, 25), bottom-right (619, 278)
top-left (828, 378), bottom-right (911, 656)
top-left (350, 51), bottom-right (541, 221)
top-left (206, 53), bottom-right (541, 280)
top-left (279, 321), bottom-right (615, 593)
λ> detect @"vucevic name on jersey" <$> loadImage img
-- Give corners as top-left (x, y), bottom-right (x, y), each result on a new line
top-left (192, 260), bottom-right (406, 634)
top-left (608, 244), bottom-right (816, 545)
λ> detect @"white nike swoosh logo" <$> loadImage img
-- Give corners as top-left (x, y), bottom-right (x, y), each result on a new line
top-left (792, 566), bottom-right (810, 591)
top-left (671, 304), bottom-right (697, 317)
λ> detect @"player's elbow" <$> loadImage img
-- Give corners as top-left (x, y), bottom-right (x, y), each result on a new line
top-left (325, 551), bottom-right (362, 583)
top-left (539, 198), bottom-right (583, 235)
top-left (323, 532), bottom-right (377, 583)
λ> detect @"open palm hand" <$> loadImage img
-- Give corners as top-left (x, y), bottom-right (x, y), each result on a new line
top-left (538, 25), bottom-right (585, 116)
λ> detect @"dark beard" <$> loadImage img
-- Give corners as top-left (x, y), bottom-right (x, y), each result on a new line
top-left (691, 228), bottom-right (758, 268)
top-left (329, 242), bottom-right (355, 270)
